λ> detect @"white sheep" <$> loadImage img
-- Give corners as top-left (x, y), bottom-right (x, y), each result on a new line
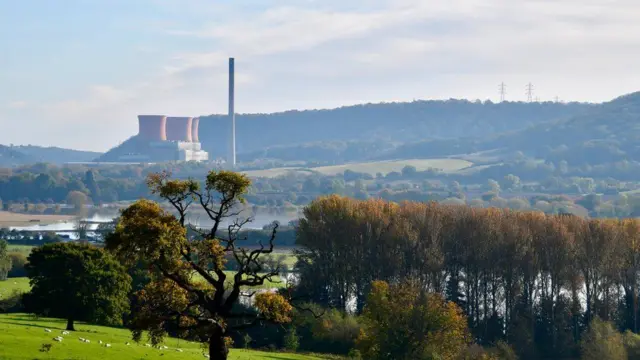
top-left (62, 331), bottom-right (70, 335)
top-left (85, 339), bottom-right (91, 343)
top-left (44, 329), bottom-right (52, 333)
top-left (79, 337), bottom-right (85, 341)
top-left (161, 345), bottom-right (169, 349)
top-left (53, 337), bottom-right (63, 342)
top-left (145, 344), bottom-right (152, 347)
top-left (176, 349), bottom-right (183, 352)
top-left (105, 344), bottom-right (111, 348)
top-left (125, 342), bottom-right (130, 346)
top-left (99, 340), bottom-right (103, 344)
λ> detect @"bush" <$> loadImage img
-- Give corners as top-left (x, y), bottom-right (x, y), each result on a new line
top-left (8, 252), bottom-right (27, 278)
top-left (581, 318), bottom-right (626, 360)
top-left (0, 289), bottom-right (23, 313)
top-left (283, 327), bottom-right (300, 352)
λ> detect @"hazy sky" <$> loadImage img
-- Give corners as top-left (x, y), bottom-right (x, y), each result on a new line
top-left (2, 0), bottom-right (640, 151)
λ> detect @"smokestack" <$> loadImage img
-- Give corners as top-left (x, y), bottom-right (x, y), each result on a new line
top-left (191, 117), bottom-right (200, 143)
top-left (228, 58), bottom-right (236, 167)
top-left (138, 115), bottom-right (167, 141)
top-left (166, 117), bottom-right (193, 142)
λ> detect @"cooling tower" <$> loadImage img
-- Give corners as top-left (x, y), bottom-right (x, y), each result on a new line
top-left (166, 117), bottom-right (193, 142)
top-left (191, 117), bottom-right (200, 142)
top-left (138, 115), bottom-right (167, 141)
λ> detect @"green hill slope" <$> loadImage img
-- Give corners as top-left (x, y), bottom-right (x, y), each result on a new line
top-left (0, 314), bottom-right (329, 360)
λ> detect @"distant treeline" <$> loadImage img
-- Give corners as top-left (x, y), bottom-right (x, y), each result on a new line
top-left (296, 195), bottom-right (640, 359)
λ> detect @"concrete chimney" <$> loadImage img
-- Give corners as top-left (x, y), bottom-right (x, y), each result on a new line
top-left (191, 117), bottom-right (200, 143)
top-left (228, 58), bottom-right (236, 167)
top-left (166, 117), bottom-right (193, 142)
top-left (138, 115), bottom-right (167, 141)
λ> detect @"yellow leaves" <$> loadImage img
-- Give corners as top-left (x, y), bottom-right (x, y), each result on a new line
top-left (205, 170), bottom-right (251, 203)
top-left (254, 292), bottom-right (293, 324)
top-left (106, 199), bottom-right (186, 267)
top-left (358, 280), bottom-right (471, 360)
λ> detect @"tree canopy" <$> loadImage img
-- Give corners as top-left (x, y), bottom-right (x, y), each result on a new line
top-left (23, 242), bottom-right (131, 330)
top-left (106, 170), bottom-right (292, 360)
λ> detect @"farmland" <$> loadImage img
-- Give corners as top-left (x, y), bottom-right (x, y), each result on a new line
top-left (0, 211), bottom-right (73, 227)
top-left (0, 314), bottom-right (333, 360)
top-left (243, 158), bottom-right (473, 178)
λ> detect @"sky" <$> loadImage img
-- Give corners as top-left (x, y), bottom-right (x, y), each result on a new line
top-left (1, 0), bottom-right (640, 151)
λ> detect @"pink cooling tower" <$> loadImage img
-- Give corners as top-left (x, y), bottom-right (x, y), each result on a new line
top-left (166, 117), bottom-right (193, 142)
top-left (191, 117), bottom-right (200, 142)
top-left (138, 115), bottom-right (167, 141)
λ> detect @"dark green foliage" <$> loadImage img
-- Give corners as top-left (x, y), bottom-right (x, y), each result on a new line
top-left (0, 239), bottom-right (10, 281)
top-left (7, 252), bottom-right (27, 278)
top-left (23, 242), bottom-right (131, 330)
top-left (283, 327), bottom-right (300, 352)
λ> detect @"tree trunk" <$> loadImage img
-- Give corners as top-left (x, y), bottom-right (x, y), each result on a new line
top-left (66, 318), bottom-right (75, 331)
top-left (209, 329), bottom-right (229, 360)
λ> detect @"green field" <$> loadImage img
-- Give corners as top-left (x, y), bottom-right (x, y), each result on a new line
top-left (243, 158), bottom-right (473, 178)
top-left (0, 277), bottom-right (30, 298)
top-left (7, 244), bottom-right (34, 256)
top-left (0, 314), bottom-right (331, 360)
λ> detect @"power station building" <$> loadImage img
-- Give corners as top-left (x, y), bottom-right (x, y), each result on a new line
top-left (99, 57), bottom-right (237, 165)
top-left (112, 115), bottom-right (209, 163)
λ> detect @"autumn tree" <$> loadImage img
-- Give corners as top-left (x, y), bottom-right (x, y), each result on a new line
top-left (357, 280), bottom-right (470, 360)
top-left (581, 318), bottom-right (626, 360)
top-left (105, 171), bottom-right (293, 360)
top-left (23, 243), bottom-right (131, 330)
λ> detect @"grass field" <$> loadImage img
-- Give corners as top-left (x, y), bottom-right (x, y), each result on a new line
top-left (7, 244), bottom-right (34, 256)
top-left (0, 211), bottom-right (73, 227)
top-left (0, 314), bottom-right (332, 360)
top-left (243, 158), bottom-right (473, 178)
top-left (0, 277), bottom-right (30, 299)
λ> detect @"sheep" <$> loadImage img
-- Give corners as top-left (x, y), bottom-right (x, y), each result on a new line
top-left (176, 349), bottom-right (183, 352)
top-left (161, 345), bottom-right (169, 349)
top-left (79, 337), bottom-right (86, 341)
top-left (62, 331), bottom-right (70, 335)
top-left (125, 342), bottom-right (131, 346)
top-left (53, 336), bottom-right (63, 342)
top-left (85, 339), bottom-right (90, 343)
top-left (145, 344), bottom-right (152, 347)
top-left (105, 344), bottom-right (111, 348)
top-left (99, 340), bottom-right (103, 344)
top-left (44, 329), bottom-right (52, 333)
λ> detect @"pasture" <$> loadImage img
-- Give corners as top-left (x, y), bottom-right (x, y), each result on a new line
top-left (0, 314), bottom-right (331, 360)
top-left (7, 244), bottom-right (34, 256)
top-left (243, 158), bottom-right (473, 178)
top-left (0, 277), bottom-right (30, 299)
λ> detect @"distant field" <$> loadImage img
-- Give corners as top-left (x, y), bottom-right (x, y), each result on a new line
top-left (244, 159), bottom-right (473, 178)
top-left (0, 211), bottom-right (73, 227)
top-left (0, 277), bottom-right (30, 298)
top-left (7, 244), bottom-right (34, 256)
top-left (0, 314), bottom-right (331, 360)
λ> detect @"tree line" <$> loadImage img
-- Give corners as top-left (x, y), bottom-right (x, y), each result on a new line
top-left (296, 195), bottom-right (640, 359)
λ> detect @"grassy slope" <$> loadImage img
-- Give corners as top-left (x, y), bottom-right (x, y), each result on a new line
top-left (244, 158), bottom-right (473, 178)
top-left (0, 277), bottom-right (30, 298)
top-left (0, 314), bottom-right (328, 360)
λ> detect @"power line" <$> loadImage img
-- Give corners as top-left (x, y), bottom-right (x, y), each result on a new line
top-left (525, 83), bottom-right (534, 103)
top-left (499, 82), bottom-right (507, 102)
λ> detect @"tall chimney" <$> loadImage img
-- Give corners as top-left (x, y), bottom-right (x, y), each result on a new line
top-left (228, 57), bottom-right (236, 168)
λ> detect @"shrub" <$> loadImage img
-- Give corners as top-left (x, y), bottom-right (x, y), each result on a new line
top-left (0, 289), bottom-right (24, 313)
top-left (283, 327), bottom-right (300, 352)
